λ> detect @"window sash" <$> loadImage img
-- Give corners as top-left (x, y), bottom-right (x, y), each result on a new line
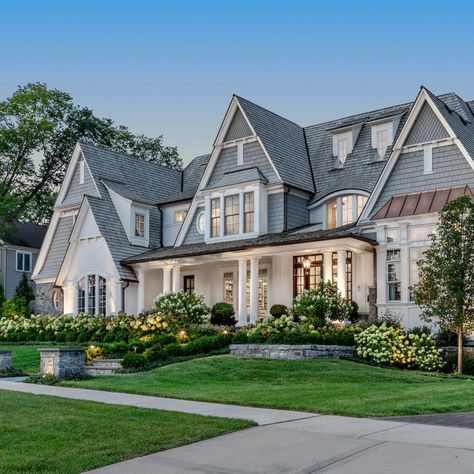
top-left (223, 272), bottom-right (234, 306)
top-left (16, 252), bottom-right (31, 272)
top-left (244, 192), bottom-right (254, 233)
top-left (338, 138), bottom-right (347, 164)
top-left (134, 213), bottom-right (145, 237)
top-left (377, 129), bottom-right (388, 157)
top-left (341, 196), bottom-right (353, 225)
top-left (210, 198), bottom-right (220, 237)
top-left (224, 195), bottom-right (240, 235)
top-left (78, 274), bottom-right (107, 315)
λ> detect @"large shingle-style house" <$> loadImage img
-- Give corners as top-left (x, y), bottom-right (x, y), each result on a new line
top-left (32, 86), bottom-right (474, 327)
top-left (1, 221), bottom-right (47, 299)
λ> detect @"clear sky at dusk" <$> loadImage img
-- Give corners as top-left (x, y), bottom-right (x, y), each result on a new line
top-left (2, 0), bottom-right (474, 164)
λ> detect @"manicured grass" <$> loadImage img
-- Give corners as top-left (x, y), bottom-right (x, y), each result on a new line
top-left (0, 389), bottom-right (253, 473)
top-left (64, 355), bottom-right (474, 417)
top-left (0, 344), bottom-right (66, 374)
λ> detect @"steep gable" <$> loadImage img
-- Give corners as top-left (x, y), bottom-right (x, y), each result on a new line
top-left (224, 108), bottom-right (253, 142)
top-left (60, 155), bottom-right (98, 207)
top-left (404, 102), bottom-right (450, 146)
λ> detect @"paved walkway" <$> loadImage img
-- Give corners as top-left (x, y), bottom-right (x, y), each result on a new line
top-left (2, 381), bottom-right (474, 473)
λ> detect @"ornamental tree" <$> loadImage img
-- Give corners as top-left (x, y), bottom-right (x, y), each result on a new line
top-left (413, 195), bottom-right (474, 374)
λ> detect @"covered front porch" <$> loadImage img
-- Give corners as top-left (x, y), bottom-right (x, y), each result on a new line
top-left (130, 236), bottom-right (375, 324)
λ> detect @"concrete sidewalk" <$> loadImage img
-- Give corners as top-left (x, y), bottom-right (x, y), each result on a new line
top-left (2, 381), bottom-right (474, 473)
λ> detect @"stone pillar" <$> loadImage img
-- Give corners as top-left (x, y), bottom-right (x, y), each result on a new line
top-left (337, 250), bottom-right (347, 298)
top-left (163, 267), bottom-right (172, 293)
top-left (136, 269), bottom-right (145, 314)
top-left (323, 251), bottom-right (333, 283)
top-left (0, 350), bottom-right (12, 371)
top-left (238, 259), bottom-right (247, 324)
top-left (172, 265), bottom-right (181, 292)
top-left (249, 257), bottom-right (260, 323)
top-left (39, 348), bottom-right (85, 379)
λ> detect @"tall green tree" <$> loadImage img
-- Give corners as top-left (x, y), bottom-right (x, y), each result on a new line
top-left (0, 82), bottom-right (181, 235)
top-left (414, 195), bottom-right (474, 374)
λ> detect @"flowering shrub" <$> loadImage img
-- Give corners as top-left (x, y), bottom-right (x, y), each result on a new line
top-left (355, 323), bottom-right (444, 371)
top-left (238, 315), bottom-right (361, 346)
top-left (155, 291), bottom-right (209, 330)
top-left (292, 281), bottom-right (354, 327)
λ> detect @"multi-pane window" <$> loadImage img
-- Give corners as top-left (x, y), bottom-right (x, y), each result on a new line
top-left (376, 129), bottom-right (388, 158)
top-left (224, 195), bottom-right (240, 235)
top-left (183, 275), bottom-right (195, 294)
top-left (357, 195), bottom-right (368, 216)
top-left (338, 138), bottom-right (348, 165)
top-left (16, 251), bottom-right (32, 272)
top-left (244, 192), bottom-right (254, 233)
top-left (293, 254), bottom-right (324, 296)
top-left (77, 274), bottom-right (107, 314)
top-left (246, 269), bottom-right (268, 317)
top-left (134, 213), bottom-right (145, 238)
top-left (409, 247), bottom-right (428, 301)
top-left (332, 253), bottom-right (338, 285)
top-left (326, 198), bottom-right (337, 229)
top-left (174, 210), bottom-right (187, 223)
top-left (210, 198), bottom-right (221, 237)
top-left (341, 196), bottom-right (353, 225)
top-left (331, 252), bottom-right (352, 299)
top-left (223, 272), bottom-right (234, 306)
top-left (386, 250), bottom-right (401, 301)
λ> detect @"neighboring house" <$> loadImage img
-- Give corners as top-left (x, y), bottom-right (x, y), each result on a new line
top-left (32, 86), bottom-right (474, 328)
top-left (0, 221), bottom-right (48, 300)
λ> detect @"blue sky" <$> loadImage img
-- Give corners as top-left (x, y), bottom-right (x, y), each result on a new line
top-left (1, 0), bottom-right (474, 164)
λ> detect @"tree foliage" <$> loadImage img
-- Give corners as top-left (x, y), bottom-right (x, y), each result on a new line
top-left (0, 82), bottom-right (181, 234)
top-left (414, 195), bottom-right (474, 373)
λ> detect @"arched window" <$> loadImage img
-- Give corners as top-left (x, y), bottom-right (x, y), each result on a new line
top-left (77, 275), bottom-right (107, 315)
top-left (326, 194), bottom-right (368, 229)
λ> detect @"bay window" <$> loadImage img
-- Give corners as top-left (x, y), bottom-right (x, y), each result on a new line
top-left (210, 198), bottom-right (220, 237)
top-left (224, 195), bottom-right (240, 235)
top-left (244, 192), bottom-right (254, 233)
top-left (77, 274), bottom-right (107, 314)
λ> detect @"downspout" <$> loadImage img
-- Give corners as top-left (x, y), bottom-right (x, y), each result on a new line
top-left (158, 207), bottom-right (163, 247)
top-left (121, 281), bottom-right (129, 314)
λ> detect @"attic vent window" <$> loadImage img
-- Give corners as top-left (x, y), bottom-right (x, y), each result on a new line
top-left (237, 142), bottom-right (244, 165)
top-left (79, 161), bottom-right (85, 184)
top-left (423, 144), bottom-right (433, 175)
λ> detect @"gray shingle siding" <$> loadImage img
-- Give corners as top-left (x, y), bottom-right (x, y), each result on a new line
top-left (372, 144), bottom-right (474, 216)
top-left (61, 160), bottom-right (98, 206)
top-left (224, 109), bottom-right (253, 142)
top-left (268, 192), bottom-right (285, 233)
top-left (286, 194), bottom-right (309, 229)
top-left (207, 142), bottom-right (278, 188)
top-left (38, 215), bottom-right (74, 278)
top-left (405, 102), bottom-right (450, 146)
top-left (182, 207), bottom-right (205, 245)
top-left (310, 204), bottom-right (325, 225)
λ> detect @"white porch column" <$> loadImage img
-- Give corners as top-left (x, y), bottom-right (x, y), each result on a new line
top-left (109, 279), bottom-right (123, 315)
top-left (336, 250), bottom-right (347, 298)
top-left (172, 265), bottom-right (181, 292)
top-left (137, 269), bottom-right (145, 314)
top-left (323, 251), bottom-right (333, 283)
top-left (249, 257), bottom-right (260, 323)
top-left (162, 267), bottom-right (172, 293)
top-left (238, 259), bottom-right (247, 324)
top-left (63, 282), bottom-right (75, 315)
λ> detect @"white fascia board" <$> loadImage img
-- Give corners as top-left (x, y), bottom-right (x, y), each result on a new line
top-left (359, 87), bottom-right (469, 223)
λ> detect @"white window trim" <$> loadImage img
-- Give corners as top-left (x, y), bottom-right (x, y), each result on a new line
top-left (196, 211), bottom-right (205, 235)
top-left (370, 121), bottom-right (394, 159)
top-left (77, 274), bottom-right (107, 315)
top-left (423, 144), bottom-right (433, 174)
top-left (386, 249), bottom-right (401, 302)
top-left (324, 194), bottom-right (368, 229)
top-left (237, 141), bottom-right (244, 165)
top-left (204, 185), bottom-right (262, 243)
top-left (16, 250), bottom-right (32, 272)
top-left (130, 207), bottom-right (150, 247)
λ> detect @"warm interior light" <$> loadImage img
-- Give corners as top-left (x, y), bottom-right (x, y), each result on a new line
top-left (303, 257), bottom-right (311, 270)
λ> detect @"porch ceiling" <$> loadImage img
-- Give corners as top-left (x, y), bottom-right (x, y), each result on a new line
top-left (123, 225), bottom-right (376, 268)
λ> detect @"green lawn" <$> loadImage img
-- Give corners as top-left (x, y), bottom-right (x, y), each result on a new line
top-left (0, 344), bottom-right (66, 374)
top-left (64, 355), bottom-right (474, 417)
top-left (0, 390), bottom-right (253, 473)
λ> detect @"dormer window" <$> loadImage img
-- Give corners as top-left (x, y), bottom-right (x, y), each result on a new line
top-left (337, 138), bottom-right (348, 165)
top-left (325, 194), bottom-right (368, 229)
top-left (376, 129), bottom-right (388, 158)
top-left (174, 210), bottom-right (187, 223)
top-left (134, 212), bottom-right (145, 237)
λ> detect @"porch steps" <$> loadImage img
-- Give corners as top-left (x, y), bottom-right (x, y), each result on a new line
top-left (85, 358), bottom-right (123, 376)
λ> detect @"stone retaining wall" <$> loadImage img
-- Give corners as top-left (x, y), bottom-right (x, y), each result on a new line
top-left (39, 348), bottom-right (85, 378)
top-left (0, 350), bottom-right (12, 371)
top-left (230, 344), bottom-right (354, 360)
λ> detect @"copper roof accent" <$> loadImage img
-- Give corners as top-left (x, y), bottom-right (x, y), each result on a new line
top-left (372, 186), bottom-right (474, 220)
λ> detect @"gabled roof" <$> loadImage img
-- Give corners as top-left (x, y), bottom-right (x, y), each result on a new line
top-left (236, 96), bottom-right (315, 193)
top-left (205, 167), bottom-right (268, 190)
top-left (372, 186), bottom-right (474, 220)
top-left (1, 220), bottom-right (48, 249)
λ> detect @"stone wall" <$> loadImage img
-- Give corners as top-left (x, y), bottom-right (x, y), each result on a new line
top-left (33, 282), bottom-right (62, 315)
top-left (0, 350), bottom-right (12, 371)
top-left (230, 344), bottom-right (354, 360)
top-left (39, 348), bottom-right (85, 378)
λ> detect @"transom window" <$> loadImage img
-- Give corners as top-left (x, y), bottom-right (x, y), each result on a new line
top-left (134, 213), bottom-right (145, 238)
top-left (210, 198), bottom-right (221, 237)
top-left (77, 274), bottom-right (107, 315)
top-left (16, 251), bottom-right (32, 272)
top-left (224, 195), bottom-right (240, 235)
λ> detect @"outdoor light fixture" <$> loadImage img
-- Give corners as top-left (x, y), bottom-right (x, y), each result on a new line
top-left (303, 257), bottom-right (311, 270)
